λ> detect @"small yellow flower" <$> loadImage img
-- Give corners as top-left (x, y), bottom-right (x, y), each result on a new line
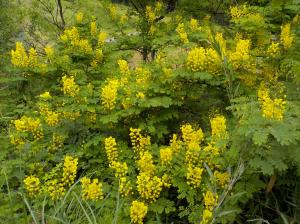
top-left (24, 175), bottom-right (40, 198)
top-left (76, 12), bottom-right (84, 23)
top-left (81, 177), bottom-right (104, 201)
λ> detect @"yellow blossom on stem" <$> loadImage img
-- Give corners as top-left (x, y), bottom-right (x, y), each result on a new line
top-left (210, 115), bottom-right (228, 140)
top-left (136, 172), bottom-right (163, 202)
top-left (129, 128), bottom-right (151, 157)
top-left (190, 18), bottom-right (199, 31)
top-left (258, 85), bottom-right (286, 120)
top-left (44, 110), bottom-right (59, 127)
top-left (81, 177), bottom-right (104, 201)
top-left (160, 147), bottom-right (173, 165)
top-left (61, 156), bottom-right (78, 188)
top-left (176, 23), bottom-right (189, 44)
top-left (24, 175), bottom-right (40, 198)
top-left (145, 6), bottom-right (155, 23)
top-left (119, 177), bottom-right (132, 197)
top-left (14, 116), bottom-right (43, 140)
top-left (28, 48), bottom-right (38, 67)
top-left (230, 4), bottom-right (249, 21)
top-left (44, 45), bottom-right (54, 58)
top-left (229, 39), bottom-right (251, 69)
top-left (204, 190), bottom-right (218, 211)
top-left (98, 32), bottom-right (107, 47)
top-left (108, 4), bottom-right (117, 20)
top-left (111, 161), bottom-right (128, 178)
top-left (280, 23), bottom-right (294, 50)
top-left (11, 42), bottom-right (29, 67)
top-left (214, 171), bottom-right (230, 188)
top-left (91, 48), bottom-right (103, 68)
top-left (130, 201), bottom-right (148, 224)
top-left (90, 21), bottom-right (98, 37)
top-left (137, 151), bottom-right (155, 175)
top-left (104, 136), bottom-right (118, 165)
top-left (201, 209), bottom-right (213, 224)
top-left (169, 134), bottom-right (182, 153)
top-left (39, 91), bottom-right (51, 99)
top-left (186, 165), bottom-right (203, 188)
top-left (46, 179), bottom-right (65, 200)
top-left (101, 79), bottom-right (119, 111)
top-left (267, 42), bottom-right (280, 58)
top-left (76, 12), bottom-right (84, 23)
top-left (62, 75), bottom-right (80, 97)
top-left (118, 59), bottom-right (130, 76)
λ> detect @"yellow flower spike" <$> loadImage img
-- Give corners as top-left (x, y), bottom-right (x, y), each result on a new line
top-left (160, 147), bottom-right (173, 165)
top-left (186, 165), bottom-right (203, 188)
top-left (201, 209), bottom-right (213, 224)
top-left (108, 4), bottom-right (117, 20)
top-left (90, 21), bottom-right (98, 37)
top-left (190, 18), bottom-right (199, 31)
top-left (130, 201), bottom-right (148, 224)
top-left (280, 23), bottom-right (294, 50)
top-left (13, 116), bottom-right (43, 140)
top-left (24, 175), bottom-right (40, 198)
top-left (61, 156), bottom-right (78, 188)
top-left (104, 136), bottom-right (118, 165)
top-left (214, 171), bottom-right (230, 188)
top-left (101, 79), bottom-right (119, 111)
top-left (176, 23), bottom-right (189, 44)
top-left (81, 177), bottom-right (104, 201)
top-left (118, 59), bottom-right (130, 76)
top-left (145, 6), bottom-right (155, 23)
top-left (119, 177), bottom-right (132, 197)
top-left (257, 85), bottom-right (286, 120)
top-left (76, 11), bottom-right (84, 23)
top-left (204, 190), bottom-right (218, 211)
top-left (39, 91), bottom-right (51, 100)
top-left (136, 172), bottom-right (163, 202)
top-left (90, 48), bottom-right (103, 68)
top-left (267, 42), bottom-right (280, 58)
top-left (210, 115), bottom-right (228, 140)
top-left (98, 32), bottom-right (108, 47)
top-left (181, 124), bottom-right (204, 146)
top-left (229, 39), bottom-right (251, 69)
top-left (137, 151), bottom-right (155, 175)
top-left (44, 45), bottom-right (54, 58)
top-left (129, 128), bottom-right (151, 156)
top-left (45, 110), bottom-right (59, 127)
top-left (111, 161), bottom-right (128, 178)
top-left (62, 75), bottom-right (80, 97)
top-left (11, 42), bottom-right (29, 68)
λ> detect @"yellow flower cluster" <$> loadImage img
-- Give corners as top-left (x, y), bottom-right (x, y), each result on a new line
top-left (98, 32), bottom-right (107, 47)
top-left (81, 177), bottom-right (103, 201)
top-left (203, 143), bottom-right (220, 156)
top-left (44, 110), bottom-right (59, 127)
top-left (24, 175), bottom-right (40, 198)
top-left (11, 42), bottom-right (39, 68)
top-left (101, 79), bottom-right (120, 111)
top-left (267, 42), bottom-right (280, 58)
top-left (90, 21), bottom-right (98, 37)
top-left (76, 12), bottom-right (84, 23)
top-left (63, 111), bottom-right (81, 121)
top-left (186, 47), bottom-right (221, 73)
top-left (130, 201), bottom-right (148, 224)
top-left (61, 156), bottom-right (78, 188)
top-left (90, 48), bottom-right (103, 68)
top-left (44, 45), bottom-right (54, 59)
top-left (119, 177), bottom-right (132, 197)
top-left (214, 171), bottom-right (230, 188)
top-left (201, 209), bottom-right (213, 224)
top-left (135, 67), bottom-right (151, 89)
top-left (118, 59), bottom-right (130, 76)
top-left (40, 91), bottom-right (51, 100)
top-left (136, 172), bottom-right (163, 202)
top-left (60, 27), bottom-right (92, 54)
top-left (145, 6), bottom-right (155, 23)
top-left (189, 18), bottom-right (199, 32)
top-left (13, 116), bottom-right (43, 140)
top-left (181, 124), bottom-right (204, 147)
top-left (104, 137), bottom-right (118, 166)
top-left (204, 190), bottom-right (218, 211)
top-left (62, 75), bottom-right (80, 97)
top-left (137, 151), bottom-right (155, 175)
top-left (108, 4), bottom-right (117, 20)
top-left (258, 85), bottom-right (286, 120)
top-left (10, 135), bottom-right (26, 148)
top-left (229, 39), bottom-right (251, 69)
top-left (169, 134), bottom-right (182, 153)
top-left (49, 133), bottom-right (64, 152)
top-left (46, 179), bottom-right (65, 200)
top-left (280, 23), bottom-right (294, 50)
top-left (229, 4), bottom-right (249, 21)
top-left (186, 165), bottom-right (204, 188)
top-left (129, 128), bottom-right (151, 157)
top-left (210, 115), bottom-right (228, 140)
top-left (160, 147), bottom-right (173, 165)
top-left (176, 23), bottom-right (189, 44)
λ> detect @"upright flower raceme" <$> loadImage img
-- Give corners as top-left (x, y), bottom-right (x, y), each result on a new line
top-left (257, 85), bottom-right (286, 120)
top-left (81, 177), bottom-right (104, 201)
top-left (61, 156), bottom-right (78, 188)
top-left (104, 136), bottom-right (118, 166)
top-left (210, 115), bottom-right (228, 140)
top-left (280, 23), bottom-right (294, 50)
top-left (62, 75), bottom-right (80, 97)
top-left (24, 175), bottom-right (41, 198)
top-left (11, 42), bottom-right (39, 68)
top-left (176, 23), bottom-right (189, 44)
top-left (229, 39), bottom-right (251, 69)
top-left (130, 201), bottom-right (148, 224)
top-left (267, 42), bottom-right (280, 58)
top-left (101, 79), bottom-right (120, 111)
top-left (13, 116), bottom-right (43, 140)
top-left (90, 21), bottom-right (98, 37)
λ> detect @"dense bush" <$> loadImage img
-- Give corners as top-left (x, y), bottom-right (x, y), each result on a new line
top-left (1, 0), bottom-right (300, 223)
